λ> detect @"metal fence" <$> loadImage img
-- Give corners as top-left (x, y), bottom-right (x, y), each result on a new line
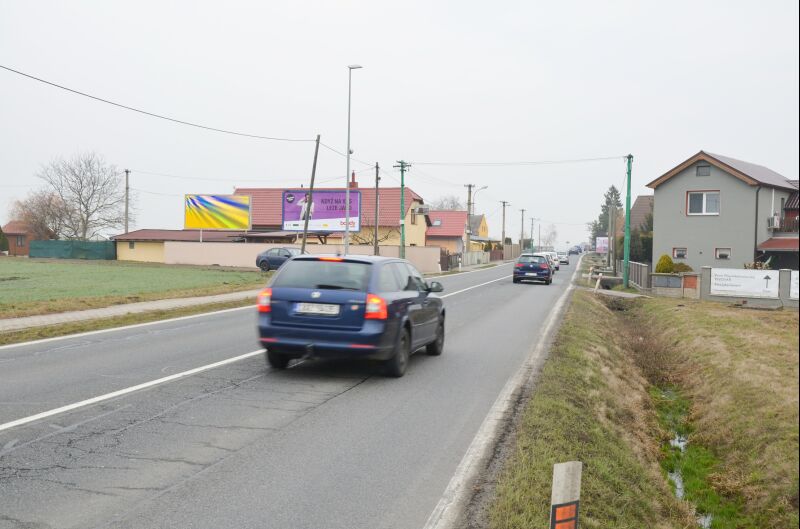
top-left (616, 259), bottom-right (652, 289)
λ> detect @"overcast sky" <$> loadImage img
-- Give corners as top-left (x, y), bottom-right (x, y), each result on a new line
top-left (1, 0), bottom-right (798, 247)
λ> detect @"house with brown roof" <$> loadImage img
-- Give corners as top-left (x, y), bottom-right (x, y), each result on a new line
top-left (628, 195), bottom-right (654, 232)
top-left (2, 221), bottom-right (33, 256)
top-left (236, 173), bottom-right (430, 247)
top-left (647, 151), bottom-right (798, 270)
top-left (426, 210), bottom-right (468, 253)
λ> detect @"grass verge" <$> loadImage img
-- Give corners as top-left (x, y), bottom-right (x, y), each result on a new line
top-left (0, 258), bottom-right (267, 318)
top-left (488, 290), bottom-right (799, 528)
top-left (0, 298), bottom-right (255, 346)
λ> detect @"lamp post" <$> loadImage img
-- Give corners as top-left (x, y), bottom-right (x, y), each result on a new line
top-left (344, 64), bottom-right (362, 255)
top-left (470, 186), bottom-right (487, 249)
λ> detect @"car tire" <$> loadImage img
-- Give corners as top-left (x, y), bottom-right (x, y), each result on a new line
top-left (546, 279), bottom-right (553, 285)
top-left (426, 319), bottom-right (444, 356)
top-left (259, 261), bottom-right (270, 272)
top-left (513, 278), bottom-right (520, 284)
top-left (384, 328), bottom-right (410, 377)
top-left (266, 348), bottom-right (290, 369)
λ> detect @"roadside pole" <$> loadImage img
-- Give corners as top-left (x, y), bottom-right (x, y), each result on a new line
top-left (373, 162), bottom-right (380, 256)
top-left (530, 218), bottom-right (534, 252)
top-left (519, 209), bottom-right (526, 250)
top-left (549, 461), bottom-right (582, 529)
top-left (300, 134), bottom-right (321, 255)
top-left (623, 154), bottom-right (633, 288)
top-left (394, 160), bottom-right (410, 259)
top-left (500, 200), bottom-right (509, 251)
top-left (465, 184), bottom-right (474, 253)
top-left (124, 169), bottom-right (130, 233)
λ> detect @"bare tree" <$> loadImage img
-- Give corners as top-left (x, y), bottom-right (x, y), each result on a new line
top-left (10, 190), bottom-right (66, 240)
top-left (430, 195), bottom-right (465, 211)
top-left (37, 152), bottom-right (128, 240)
top-left (350, 228), bottom-right (399, 246)
top-left (541, 223), bottom-right (558, 248)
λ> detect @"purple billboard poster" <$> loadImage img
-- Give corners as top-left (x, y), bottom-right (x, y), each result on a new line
top-left (281, 190), bottom-right (362, 232)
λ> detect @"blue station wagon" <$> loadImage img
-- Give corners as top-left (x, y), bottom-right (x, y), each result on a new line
top-left (257, 255), bottom-right (445, 377)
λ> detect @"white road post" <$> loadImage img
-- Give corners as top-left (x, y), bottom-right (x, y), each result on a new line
top-left (550, 461), bottom-right (582, 529)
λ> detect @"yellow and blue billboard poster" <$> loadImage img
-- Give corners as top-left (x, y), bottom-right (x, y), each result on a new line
top-left (184, 194), bottom-right (251, 230)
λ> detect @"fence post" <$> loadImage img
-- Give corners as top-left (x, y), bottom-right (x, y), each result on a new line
top-left (550, 461), bottom-right (582, 529)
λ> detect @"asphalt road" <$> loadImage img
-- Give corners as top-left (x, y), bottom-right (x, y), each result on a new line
top-left (0, 260), bottom-right (574, 529)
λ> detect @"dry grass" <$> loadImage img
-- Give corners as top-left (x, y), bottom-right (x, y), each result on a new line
top-left (637, 298), bottom-right (799, 528)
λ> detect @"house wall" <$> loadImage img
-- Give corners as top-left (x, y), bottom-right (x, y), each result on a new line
top-left (758, 187), bottom-right (794, 243)
top-left (425, 236), bottom-right (462, 253)
top-left (116, 241), bottom-right (165, 262)
top-left (654, 162), bottom-right (761, 269)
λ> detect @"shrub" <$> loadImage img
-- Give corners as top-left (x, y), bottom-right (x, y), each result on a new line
top-left (655, 254), bottom-right (674, 273)
top-left (673, 263), bottom-right (693, 273)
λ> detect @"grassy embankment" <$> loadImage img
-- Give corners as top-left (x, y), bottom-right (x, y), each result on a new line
top-left (488, 291), bottom-right (798, 529)
top-left (0, 258), bottom-right (267, 318)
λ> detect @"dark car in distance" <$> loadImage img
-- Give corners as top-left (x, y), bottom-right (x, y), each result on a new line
top-left (513, 253), bottom-right (553, 285)
top-left (255, 247), bottom-right (302, 271)
top-left (257, 255), bottom-right (445, 377)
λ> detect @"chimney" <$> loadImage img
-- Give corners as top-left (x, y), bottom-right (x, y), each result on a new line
top-left (349, 170), bottom-right (358, 188)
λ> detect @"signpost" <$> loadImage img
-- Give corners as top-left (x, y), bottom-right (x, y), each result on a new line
top-left (282, 190), bottom-right (361, 233)
top-left (710, 268), bottom-right (780, 298)
top-left (550, 461), bottom-right (582, 529)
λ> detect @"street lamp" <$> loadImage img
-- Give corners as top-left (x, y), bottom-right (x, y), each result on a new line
top-left (344, 64), bottom-right (363, 255)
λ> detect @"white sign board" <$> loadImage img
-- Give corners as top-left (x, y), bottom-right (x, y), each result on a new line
top-left (595, 237), bottom-right (608, 254)
top-left (710, 268), bottom-right (780, 299)
top-left (791, 270), bottom-right (799, 300)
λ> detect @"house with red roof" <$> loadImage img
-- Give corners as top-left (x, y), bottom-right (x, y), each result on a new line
top-left (2, 221), bottom-right (34, 256)
top-left (236, 173), bottom-right (430, 247)
top-left (426, 210), bottom-right (468, 253)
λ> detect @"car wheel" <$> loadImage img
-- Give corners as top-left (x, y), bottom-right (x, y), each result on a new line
top-left (259, 261), bottom-right (270, 272)
top-left (513, 278), bottom-right (520, 284)
top-left (384, 328), bottom-right (410, 377)
top-left (266, 348), bottom-right (290, 369)
top-left (426, 320), bottom-right (444, 356)
top-left (546, 279), bottom-right (553, 285)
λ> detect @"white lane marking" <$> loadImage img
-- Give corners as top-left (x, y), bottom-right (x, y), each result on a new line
top-left (0, 269), bottom-right (514, 433)
top-left (0, 305), bottom-right (253, 351)
top-left (427, 261), bottom-right (514, 279)
top-left (440, 275), bottom-right (511, 298)
top-left (0, 349), bottom-right (265, 434)
top-left (422, 255), bottom-right (583, 529)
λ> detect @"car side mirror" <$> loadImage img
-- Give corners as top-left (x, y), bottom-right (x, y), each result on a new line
top-left (428, 281), bottom-right (444, 293)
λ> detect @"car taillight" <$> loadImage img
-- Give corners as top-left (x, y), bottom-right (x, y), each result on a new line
top-left (364, 294), bottom-right (388, 320)
top-left (318, 256), bottom-right (344, 262)
top-left (542, 263), bottom-right (549, 270)
top-left (515, 263), bottom-right (524, 268)
top-left (257, 288), bottom-right (272, 313)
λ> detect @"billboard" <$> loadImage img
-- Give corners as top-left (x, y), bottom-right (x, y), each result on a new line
top-left (184, 195), bottom-right (251, 230)
top-left (709, 268), bottom-right (780, 299)
top-left (595, 237), bottom-right (609, 254)
top-left (282, 190), bottom-right (361, 232)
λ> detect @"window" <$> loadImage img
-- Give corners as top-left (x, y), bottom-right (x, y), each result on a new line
top-left (411, 211), bottom-right (418, 225)
top-left (404, 263), bottom-right (427, 291)
top-left (128, 241), bottom-right (135, 250)
top-left (378, 265), bottom-right (403, 292)
top-left (696, 165), bottom-right (711, 176)
top-left (432, 219), bottom-right (442, 226)
top-left (687, 191), bottom-right (720, 215)
top-left (16, 235), bottom-right (25, 246)
top-left (715, 248), bottom-right (731, 260)
top-left (673, 247), bottom-right (687, 259)
top-left (271, 260), bottom-right (371, 291)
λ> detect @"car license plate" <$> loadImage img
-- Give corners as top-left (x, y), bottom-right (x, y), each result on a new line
top-left (525, 272), bottom-right (538, 276)
top-left (296, 302), bottom-right (340, 316)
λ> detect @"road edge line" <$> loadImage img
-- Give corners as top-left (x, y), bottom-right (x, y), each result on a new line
top-left (421, 254), bottom-right (584, 529)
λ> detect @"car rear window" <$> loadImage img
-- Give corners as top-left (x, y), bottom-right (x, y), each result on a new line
top-left (271, 259), bottom-right (371, 291)
top-left (518, 255), bottom-right (545, 264)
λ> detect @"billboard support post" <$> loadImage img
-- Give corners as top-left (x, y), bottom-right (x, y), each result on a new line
top-left (301, 134), bottom-right (321, 254)
top-left (374, 162), bottom-right (380, 256)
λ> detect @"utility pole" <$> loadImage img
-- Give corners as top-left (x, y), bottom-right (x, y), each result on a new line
top-left (530, 218), bottom-right (535, 252)
top-left (623, 154), bottom-right (634, 288)
top-left (538, 223), bottom-right (542, 251)
top-left (394, 160), bottom-right (410, 259)
top-left (464, 184), bottom-right (474, 253)
top-left (500, 200), bottom-right (509, 248)
top-left (124, 169), bottom-right (130, 233)
top-left (374, 162), bottom-right (380, 256)
top-left (300, 135), bottom-right (321, 254)
top-left (519, 209), bottom-right (526, 249)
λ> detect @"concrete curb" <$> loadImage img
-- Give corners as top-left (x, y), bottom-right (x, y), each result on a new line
top-left (422, 254), bottom-right (584, 529)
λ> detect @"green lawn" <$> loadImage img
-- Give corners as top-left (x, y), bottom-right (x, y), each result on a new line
top-left (0, 258), bottom-right (267, 318)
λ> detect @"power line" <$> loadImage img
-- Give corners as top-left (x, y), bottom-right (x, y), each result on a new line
top-left (412, 155), bottom-right (625, 167)
top-left (0, 64), bottom-right (314, 143)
